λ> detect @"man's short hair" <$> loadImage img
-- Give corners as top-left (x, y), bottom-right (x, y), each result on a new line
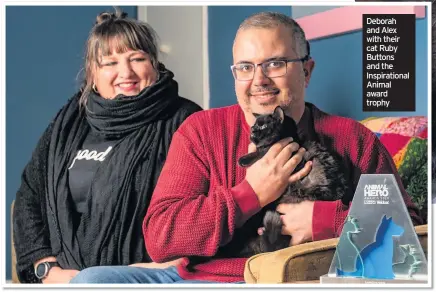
top-left (237, 12), bottom-right (308, 58)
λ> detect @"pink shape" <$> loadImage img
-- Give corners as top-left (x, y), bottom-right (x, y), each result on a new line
top-left (379, 133), bottom-right (411, 157)
top-left (418, 129), bottom-right (427, 139)
top-left (296, 6), bottom-right (426, 41)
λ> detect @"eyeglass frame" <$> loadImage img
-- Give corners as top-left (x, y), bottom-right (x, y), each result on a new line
top-left (230, 55), bottom-right (311, 81)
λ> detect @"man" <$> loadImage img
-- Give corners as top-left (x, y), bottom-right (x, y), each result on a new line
top-left (70, 11), bottom-right (422, 284)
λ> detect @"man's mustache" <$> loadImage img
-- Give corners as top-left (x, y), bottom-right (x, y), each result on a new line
top-left (248, 87), bottom-right (279, 96)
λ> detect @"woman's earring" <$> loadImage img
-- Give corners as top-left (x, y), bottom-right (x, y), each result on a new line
top-left (92, 83), bottom-right (99, 93)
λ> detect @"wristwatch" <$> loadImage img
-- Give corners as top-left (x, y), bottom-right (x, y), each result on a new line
top-left (34, 261), bottom-right (60, 280)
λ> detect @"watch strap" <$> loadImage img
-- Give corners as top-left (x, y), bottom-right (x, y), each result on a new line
top-left (46, 261), bottom-right (60, 269)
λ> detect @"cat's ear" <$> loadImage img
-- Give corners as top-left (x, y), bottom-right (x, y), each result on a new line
top-left (273, 106), bottom-right (285, 122)
top-left (238, 152), bottom-right (260, 167)
top-left (399, 245), bottom-right (410, 253)
top-left (253, 113), bottom-right (261, 118)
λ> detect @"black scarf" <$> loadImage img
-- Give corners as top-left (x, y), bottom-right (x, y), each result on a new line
top-left (46, 66), bottom-right (179, 270)
top-left (85, 68), bottom-right (177, 138)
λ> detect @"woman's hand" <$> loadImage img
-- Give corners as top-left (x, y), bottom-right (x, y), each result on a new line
top-left (34, 256), bottom-right (79, 284)
top-left (41, 267), bottom-right (79, 284)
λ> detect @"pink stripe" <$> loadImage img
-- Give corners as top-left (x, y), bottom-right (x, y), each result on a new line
top-left (296, 6), bottom-right (426, 41)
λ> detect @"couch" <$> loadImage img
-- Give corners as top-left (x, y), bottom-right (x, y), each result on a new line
top-left (244, 116), bottom-right (428, 283)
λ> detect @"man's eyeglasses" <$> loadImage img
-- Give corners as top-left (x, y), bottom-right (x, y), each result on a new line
top-left (230, 55), bottom-right (310, 81)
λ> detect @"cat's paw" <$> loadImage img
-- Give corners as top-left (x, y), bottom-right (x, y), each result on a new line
top-left (263, 211), bottom-right (283, 244)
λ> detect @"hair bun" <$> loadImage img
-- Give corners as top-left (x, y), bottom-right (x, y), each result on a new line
top-left (96, 7), bottom-right (128, 25)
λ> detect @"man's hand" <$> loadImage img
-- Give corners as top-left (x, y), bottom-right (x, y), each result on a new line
top-left (277, 201), bottom-right (315, 246)
top-left (129, 259), bottom-right (183, 269)
top-left (245, 138), bottom-right (311, 207)
top-left (41, 267), bottom-right (79, 284)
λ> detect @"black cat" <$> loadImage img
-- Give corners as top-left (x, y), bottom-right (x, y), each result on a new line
top-left (185, 106), bottom-right (349, 271)
top-left (236, 106), bottom-right (349, 255)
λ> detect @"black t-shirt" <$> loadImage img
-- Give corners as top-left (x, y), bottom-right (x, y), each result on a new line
top-left (68, 132), bottom-right (115, 213)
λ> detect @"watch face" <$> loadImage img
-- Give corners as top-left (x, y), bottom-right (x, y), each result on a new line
top-left (36, 263), bottom-right (47, 279)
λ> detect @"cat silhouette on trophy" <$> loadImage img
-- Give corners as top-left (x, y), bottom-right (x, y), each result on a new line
top-left (335, 216), bottom-right (363, 273)
top-left (337, 215), bottom-right (405, 279)
top-left (392, 244), bottom-right (423, 278)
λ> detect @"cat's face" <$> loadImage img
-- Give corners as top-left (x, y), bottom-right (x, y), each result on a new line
top-left (250, 107), bottom-right (284, 146)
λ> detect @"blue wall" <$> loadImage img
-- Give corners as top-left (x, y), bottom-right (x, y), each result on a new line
top-left (208, 8), bottom-right (428, 121)
top-left (208, 6), bottom-right (292, 109)
top-left (6, 6), bottom-right (137, 280)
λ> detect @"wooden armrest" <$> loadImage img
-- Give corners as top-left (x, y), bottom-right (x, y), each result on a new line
top-left (11, 200), bottom-right (19, 283)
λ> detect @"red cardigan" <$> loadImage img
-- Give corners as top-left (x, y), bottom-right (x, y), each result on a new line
top-left (143, 103), bottom-right (421, 282)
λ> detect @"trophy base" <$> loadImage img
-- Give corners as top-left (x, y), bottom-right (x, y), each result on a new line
top-left (320, 274), bottom-right (427, 284)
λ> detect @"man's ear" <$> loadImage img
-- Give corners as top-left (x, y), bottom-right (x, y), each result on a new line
top-left (304, 59), bottom-right (315, 88)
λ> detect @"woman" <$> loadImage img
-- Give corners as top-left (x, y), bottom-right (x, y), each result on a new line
top-left (13, 8), bottom-right (202, 284)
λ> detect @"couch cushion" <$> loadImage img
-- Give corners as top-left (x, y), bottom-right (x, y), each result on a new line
top-left (360, 116), bottom-right (427, 138)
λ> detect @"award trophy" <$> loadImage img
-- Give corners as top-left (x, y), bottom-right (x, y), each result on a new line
top-left (320, 174), bottom-right (427, 284)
